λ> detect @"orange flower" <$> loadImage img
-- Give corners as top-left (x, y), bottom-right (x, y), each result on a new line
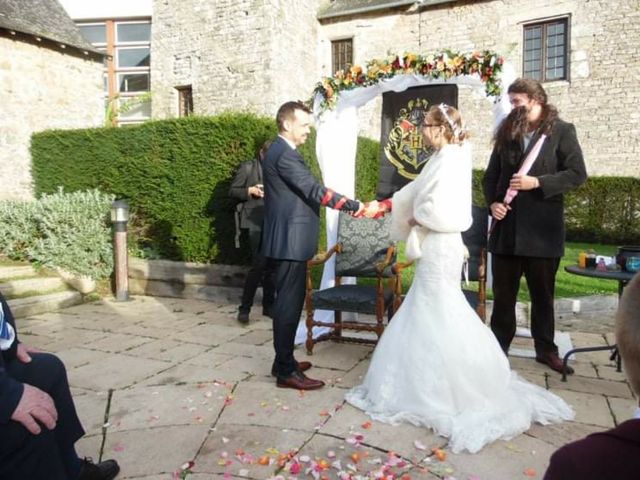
top-left (257, 455), bottom-right (270, 466)
top-left (350, 65), bottom-right (363, 76)
top-left (432, 448), bottom-right (446, 461)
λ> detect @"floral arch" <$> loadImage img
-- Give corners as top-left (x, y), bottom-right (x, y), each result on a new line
top-left (295, 49), bottom-right (516, 343)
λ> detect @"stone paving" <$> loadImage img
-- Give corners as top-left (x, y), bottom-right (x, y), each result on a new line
top-left (16, 296), bottom-right (637, 480)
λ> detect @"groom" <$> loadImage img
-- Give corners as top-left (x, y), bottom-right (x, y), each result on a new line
top-left (261, 101), bottom-right (364, 390)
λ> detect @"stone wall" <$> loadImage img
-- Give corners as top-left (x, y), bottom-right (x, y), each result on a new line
top-left (316, 0), bottom-right (640, 176)
top-left (151, 0), bottom-right (321, 120)
top-left (0, 36), bottom-right (104, 200)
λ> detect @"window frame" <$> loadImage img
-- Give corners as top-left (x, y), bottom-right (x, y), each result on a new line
top-left (522, 16), bottom-right (570, 83)
top-left (331, 37), bottom-right (354, 75)
top-left (176, 85), bottom-right (194, 118)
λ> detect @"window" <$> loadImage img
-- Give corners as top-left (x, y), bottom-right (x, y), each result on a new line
top-left (77, 18), bottom-right (152, 126)
top-left (523, 18), bottom-right (568, 82)
top-left (331, 38), bottom-right (353, 74)
top-left (176, 86), bottom-right (193, 117)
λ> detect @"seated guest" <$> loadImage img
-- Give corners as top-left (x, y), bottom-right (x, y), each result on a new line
top-left (0, 291), bottom-right (120, 479)
top-left (544, 273), bottom-right (640, 479)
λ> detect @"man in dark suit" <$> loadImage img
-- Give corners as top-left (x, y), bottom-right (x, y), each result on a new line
top-left (544, 273), bottom-right (640, 479)
top-left (261, 101), bottom-right (363, 390)
top-left (0, 292), bottom-right (120, 480)
top-left (229, 140), bottom-right (276, 324)
top-left (483, 78), bottom-right (587, 374)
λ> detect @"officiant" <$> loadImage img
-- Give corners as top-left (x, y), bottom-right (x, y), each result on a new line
top-left (483, 78), bottom-right (587, 374)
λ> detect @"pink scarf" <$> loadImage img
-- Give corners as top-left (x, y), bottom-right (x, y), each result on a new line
top-left (503, 134), bottom-right (547, 205)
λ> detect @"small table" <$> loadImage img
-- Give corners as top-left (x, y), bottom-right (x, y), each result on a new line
top-left (562, 265), bottom-right (637, 381)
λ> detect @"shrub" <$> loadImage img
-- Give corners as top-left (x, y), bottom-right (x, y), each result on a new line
top-left (0, 189), bottom-right (114, 280)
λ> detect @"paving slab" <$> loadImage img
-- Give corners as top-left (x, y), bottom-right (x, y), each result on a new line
top-left (107, 384), bottom-right (227, 432)
top-left (138, 363), bottom-right (246, 386)
top-left (195, 424), bottom-right (311, 477)
top-left (209, 341), bottom-right (275, 360)
top-left (294, 432), bottom-right (419, 480)
top-left (217, 382), bottom-right (346, 431)
top-left (549, 389), bottom-right (615, 428)
top-left (69, 353), bottom-right (170, 391)
top-left (56, 347), bottom-right (109, 369)
top-left (596, 363), bottom-right (628, 382)
top-left (320, 402), bottom-right (445, 461)
top-left (547, 374), bottom-right (633, 399)
top-left (124, 338), bottom-right (211, 363)
top-left (296, 342), bottom-right (373, 371)
top-left (608, 396), bottom-right (639, 425)
top-left (444, 433), bottom-right (556, 480)
top-left (183, 349), bottom-right (236, 368)
top-left (73, 390), bottom-right (110, 435)
top-left (86, 332), bottom-right (155, 354)
top-left (178, 323), bottom-right (248, 346)
top-left (102, 425), bottom-right (211, 478)
top-left (233, 328), bottom-right (273, 345)
top-left (525, 421), bottom-right (605, 448)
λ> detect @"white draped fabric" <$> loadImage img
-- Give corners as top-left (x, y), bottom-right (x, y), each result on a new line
top-left (294, 64), bottom-right (516, 344)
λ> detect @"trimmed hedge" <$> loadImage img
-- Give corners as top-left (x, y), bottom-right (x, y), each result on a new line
top-left (31, 114), bottom-right (639, 264)
top-left (31, 114), bottom-right (381, 264)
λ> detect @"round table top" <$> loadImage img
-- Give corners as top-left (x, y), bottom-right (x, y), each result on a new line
top-left (564, 265), bottom-right (637, 282)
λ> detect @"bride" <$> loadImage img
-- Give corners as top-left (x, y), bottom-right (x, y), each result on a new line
top-left (346, 104), bottom-right (573, 454)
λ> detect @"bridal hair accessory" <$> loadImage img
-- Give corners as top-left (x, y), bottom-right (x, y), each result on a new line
top-left (438, 103), bottom-right (463, 139)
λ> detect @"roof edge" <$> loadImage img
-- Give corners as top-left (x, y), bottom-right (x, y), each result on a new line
top-left (318, 0), bottom-right (417, 20)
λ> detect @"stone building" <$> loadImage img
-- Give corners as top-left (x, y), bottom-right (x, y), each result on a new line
top-left (0, 0), bottom-right (104, 200)
top-left (148, 0), bottom-right (639, 177)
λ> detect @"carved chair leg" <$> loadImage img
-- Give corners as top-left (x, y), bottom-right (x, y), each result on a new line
top-left (335, 311), bottom-right (343, 338)
top-left (305, 298), bottom-right (314, 355)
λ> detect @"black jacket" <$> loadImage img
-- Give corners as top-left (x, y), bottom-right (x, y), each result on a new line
top-left (229, 158), bottom-right (264, 231)
top-left (483, 119), bottom-right (587, 258)
top-left (261, 136), bottom-right (360, 261)
top-left (0, 292), bottom-right (23, 423)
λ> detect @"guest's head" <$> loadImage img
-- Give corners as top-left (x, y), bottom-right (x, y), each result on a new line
top-left (615, 274), bottom-right (640, 401)
top-left (421, 103), bottom-right (466, 150)
top-left (276, 101), bottom-right (312, 147)
top-left (494, 78), bottom-right (558, 149)
top-left (258, 139), bottom-right (272, 161)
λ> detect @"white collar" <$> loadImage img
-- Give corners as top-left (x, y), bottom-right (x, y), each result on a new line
top-left (633, 407), bottom-right (640, 420)
top-left (278, 134), bottom-right (296, 150)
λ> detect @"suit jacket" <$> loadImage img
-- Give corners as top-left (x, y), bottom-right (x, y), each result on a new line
top-left (483, 119), bottom-right (587, 258)
top-left (229, 158), bottom-right (264, 231)
top-left (544, 419), bottom-right (640, 479)
top-left (0, 292), bottom-right (23, 424)
top-left (261, 136), bottom-right (359, 261)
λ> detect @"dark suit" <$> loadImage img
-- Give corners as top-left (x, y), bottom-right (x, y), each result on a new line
top-left (229, 158), bottom-right (275, 313)
top-left (0, 292), bottom-right (85, 479)
top-left (261, 136), bottom-right (360, 377)
top-left (544, 418), bottom-right (640, 479)
top-left (483, 119), bottom-right (587, 355)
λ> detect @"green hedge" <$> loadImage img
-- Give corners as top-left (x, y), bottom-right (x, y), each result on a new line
top-left (31, 114), bottom-right (381, 264)
top-left (31, 114), bottom-right (639, 264)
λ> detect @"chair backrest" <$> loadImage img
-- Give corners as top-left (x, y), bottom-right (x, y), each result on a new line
top-left (461, 205), bottom-right (489, 281)
top-left (335, 211), bottom-right (396, 278)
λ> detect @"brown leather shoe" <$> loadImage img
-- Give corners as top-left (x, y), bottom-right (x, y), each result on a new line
top-left (536, 352), bottom-right (574, 375)
top-left (277, 371), bottom-right (324, 390)
top-left (271, 361), bottom-right (312, 377)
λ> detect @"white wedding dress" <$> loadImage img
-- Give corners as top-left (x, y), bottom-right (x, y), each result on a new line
top-left (345, 143), bottom-right (573, 454)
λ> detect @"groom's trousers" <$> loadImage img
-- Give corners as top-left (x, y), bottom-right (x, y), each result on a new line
top-left (271, 259), bottom-right (307, 378)
top-left (490, 254), bottom-right (560, 355)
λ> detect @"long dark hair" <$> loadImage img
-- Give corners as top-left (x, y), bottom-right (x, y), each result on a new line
top-left (493, 78), bottom-right (558, 152)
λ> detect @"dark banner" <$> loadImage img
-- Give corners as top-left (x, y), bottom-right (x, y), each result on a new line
top-left (376, 84), bottom-right (458, 199)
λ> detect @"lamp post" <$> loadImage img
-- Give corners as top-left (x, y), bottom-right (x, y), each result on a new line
top-left (111, 199), bottom-right (130, 301)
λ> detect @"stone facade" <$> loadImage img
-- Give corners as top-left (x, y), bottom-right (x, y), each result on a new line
top-left (316, 0), bottom-right (640, 176)
top-left (151, 0), bottom-right (638, 177)
top-left (151, 0), bottom-right (321, 119)
top-left (0, 36), bottom-right (103, 200)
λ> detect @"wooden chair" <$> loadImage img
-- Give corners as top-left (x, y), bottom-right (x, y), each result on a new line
top-left (304, 212), bottom-right (401, 354)
top-left (461, 205), bottom-right (489, 322)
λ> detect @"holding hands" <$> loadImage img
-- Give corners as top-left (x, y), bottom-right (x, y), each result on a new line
top-left (353, 199), bottom-right (390, 219)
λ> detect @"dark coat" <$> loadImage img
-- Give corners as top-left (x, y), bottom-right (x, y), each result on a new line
top-left (261, 136), bottom-right (359, 261)
top-left (483, 119), bottom-right (587, 258)
top-left (544, 419), bottom-right (640, 480)
top-left (0, 293), bottom-right (23, 423)
top-left (229, 158), bottom-right (264, 231)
